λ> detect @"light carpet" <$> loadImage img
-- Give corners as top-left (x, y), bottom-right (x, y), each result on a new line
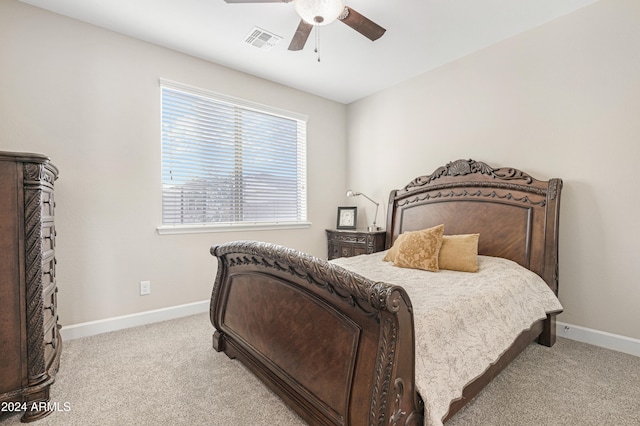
top-left (2, 313), bottom-right (638, 425)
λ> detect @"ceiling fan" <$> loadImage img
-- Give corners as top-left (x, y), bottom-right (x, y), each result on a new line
top-left (224, 0), bottom-right (386, 51)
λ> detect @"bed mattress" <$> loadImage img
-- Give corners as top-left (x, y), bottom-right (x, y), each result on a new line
top-left (331, 252), bottom-right (563, 426)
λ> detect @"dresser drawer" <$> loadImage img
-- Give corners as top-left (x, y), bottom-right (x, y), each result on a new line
top-left (43, 286), bottom-right (58, 327)
top-left (43, 320), bottom-right (59, 367)
top-left (41, 190), bottom-right (55, 220)
top-left (42, 224), bottom-right (56, 252)
top-left (42, 255), bottom-right (56, 292)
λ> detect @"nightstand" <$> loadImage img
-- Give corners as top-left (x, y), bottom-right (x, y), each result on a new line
top-left (326, 229), bottom-right (386, 260)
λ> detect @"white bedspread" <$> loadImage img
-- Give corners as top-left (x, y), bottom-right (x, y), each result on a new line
top-left (330, 252), bottom-right (562, 426)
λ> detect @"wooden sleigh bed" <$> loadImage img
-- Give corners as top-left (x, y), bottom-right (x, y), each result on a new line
top-left (209, 159), bottom-right (563, 426)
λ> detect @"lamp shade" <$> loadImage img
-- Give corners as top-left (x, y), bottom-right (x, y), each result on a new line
top-left (294, 0), bottom-right (345, 26)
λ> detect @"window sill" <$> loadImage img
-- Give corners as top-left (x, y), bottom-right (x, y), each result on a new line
top-left (156, 222), bottom-right (312, 235)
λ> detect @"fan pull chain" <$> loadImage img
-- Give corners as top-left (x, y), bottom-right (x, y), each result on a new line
top-left (315, 26), bottom-right (320, 62)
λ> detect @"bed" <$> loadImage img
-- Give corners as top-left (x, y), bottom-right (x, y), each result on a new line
top-left (209, 159), bottom-right (563, 426)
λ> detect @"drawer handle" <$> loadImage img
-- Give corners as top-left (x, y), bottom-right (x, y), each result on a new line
top-left (47, 338), bottom-right (57, 349)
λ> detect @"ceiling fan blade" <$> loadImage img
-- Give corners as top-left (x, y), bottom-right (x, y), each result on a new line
top-left (339, 7), bottom-right (386, 41)
top-left (224, 0), bottom-right (289, 3)
top-left (288, 20), bottom-right (313, 51)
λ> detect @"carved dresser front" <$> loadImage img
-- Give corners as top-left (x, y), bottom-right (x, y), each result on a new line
top-left (0, 151), bottom-right (61, 422)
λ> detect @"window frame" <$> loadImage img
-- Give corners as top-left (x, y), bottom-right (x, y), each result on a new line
top-left (156, 79), bottom-right (310, 235)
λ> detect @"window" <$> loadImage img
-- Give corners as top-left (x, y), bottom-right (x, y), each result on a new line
top-left (158, 79), bottom-right (308, 234)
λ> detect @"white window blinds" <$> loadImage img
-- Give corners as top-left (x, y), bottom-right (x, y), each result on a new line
top-left (160, 80), bottom-right (308, 229)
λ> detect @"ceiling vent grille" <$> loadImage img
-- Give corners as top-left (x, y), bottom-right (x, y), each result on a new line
top-left (244, 27), bottom-right (282, 51)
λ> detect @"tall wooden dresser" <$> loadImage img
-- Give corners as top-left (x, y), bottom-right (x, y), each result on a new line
top-left (0, 152), bottom-right (61, 422)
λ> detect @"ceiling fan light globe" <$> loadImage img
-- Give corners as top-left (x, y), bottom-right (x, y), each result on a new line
top-left (294, 0), bottom-right (345, 26)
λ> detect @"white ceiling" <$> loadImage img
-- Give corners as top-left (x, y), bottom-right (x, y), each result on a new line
top-left (20, 0), bottom-right (599, 104)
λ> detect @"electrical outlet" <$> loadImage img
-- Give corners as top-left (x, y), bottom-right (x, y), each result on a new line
top-left (140, 280), bottom-right (151, 296)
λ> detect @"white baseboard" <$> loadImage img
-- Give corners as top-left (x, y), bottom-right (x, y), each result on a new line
top-left (557, 321), bottom-right (640, 358)
top-left (60, 300), bottom-right (210, 341)
top-left (59, 303), bottom-right (640, 359)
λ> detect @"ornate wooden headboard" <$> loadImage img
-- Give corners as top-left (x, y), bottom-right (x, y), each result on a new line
top-left (386, 159), bottom-right (563, 294)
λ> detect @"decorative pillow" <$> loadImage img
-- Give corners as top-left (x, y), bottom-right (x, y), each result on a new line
top-left (393, 224), bottom-right (445, 272)
top-left (438, 234), bottom-right (480, 272)
top-left (383, 231), bottom-right (412, 262)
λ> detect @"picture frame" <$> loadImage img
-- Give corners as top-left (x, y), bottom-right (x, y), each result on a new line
top-left (337, 206), bottom-right (357, 230)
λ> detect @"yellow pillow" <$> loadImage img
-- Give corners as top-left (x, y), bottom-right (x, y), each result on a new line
top-left (393, 224), bottom-right (445, 272)
top-left (383, 231), bottom-right (412, 262)
top-left (439, 234), bottom-right (480, 272)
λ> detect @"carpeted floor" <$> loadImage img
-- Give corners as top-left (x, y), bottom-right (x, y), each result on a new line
top-left (2, 313), bottom-right (638, 425)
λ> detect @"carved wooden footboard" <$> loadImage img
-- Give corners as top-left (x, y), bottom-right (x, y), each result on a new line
top-left (210, 241), bottom-right (423, 426)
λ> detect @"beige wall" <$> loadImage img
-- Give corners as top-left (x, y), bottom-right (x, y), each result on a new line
top-left (3, 0), bottom-right (639, 342)
top-left (347, 0), bottom-right (640, 340)
top-left (0, 1), bottom-right (347, 325)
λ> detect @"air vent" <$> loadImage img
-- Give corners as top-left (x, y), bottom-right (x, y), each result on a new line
top-left (244, 27), bottom-right (282, 51)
